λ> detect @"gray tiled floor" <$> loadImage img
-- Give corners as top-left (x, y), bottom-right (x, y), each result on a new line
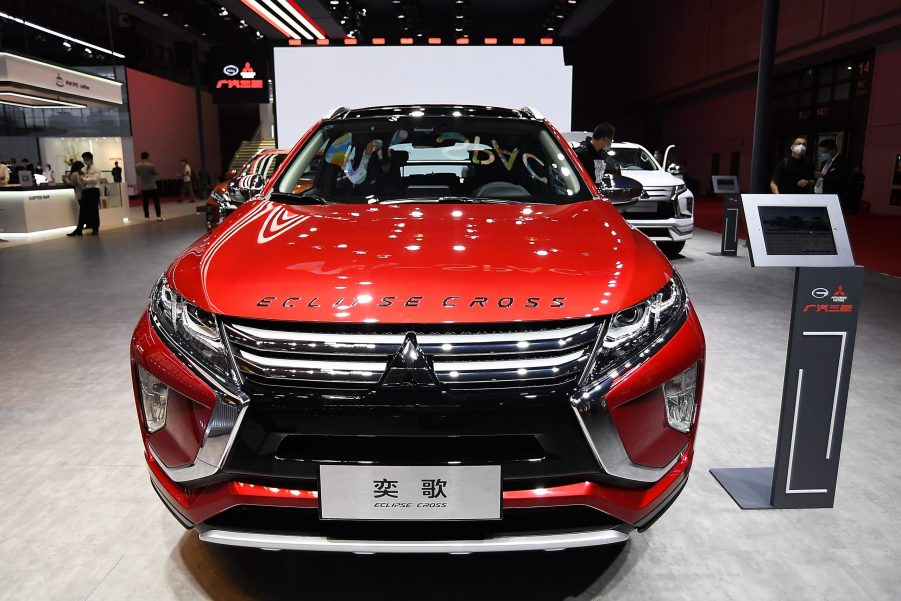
top-left (0, 215), bottom-right (898, 600)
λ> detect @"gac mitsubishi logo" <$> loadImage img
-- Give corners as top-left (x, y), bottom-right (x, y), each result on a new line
top-left (379, 333), bottom-right (440, 387)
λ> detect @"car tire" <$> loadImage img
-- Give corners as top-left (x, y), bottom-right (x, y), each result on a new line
top-left (658, 241), bottom-right (685, 258)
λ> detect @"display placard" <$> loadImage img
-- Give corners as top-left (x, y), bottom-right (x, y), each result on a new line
top-left (740, 195), bottom-right (853, 267)
top-left (711, 175), bottom-right (739, 194)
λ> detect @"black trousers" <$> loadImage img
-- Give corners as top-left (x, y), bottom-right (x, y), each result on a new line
top-left (76, 188), bottom-right (101, 232)
top-left (142, 188), bottom-right (161, 218)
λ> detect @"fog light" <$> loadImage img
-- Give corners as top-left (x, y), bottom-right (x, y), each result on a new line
top-left (138, 365), bottom-right (169, 433)
top-left (663, 364), bottom-right (698, 433)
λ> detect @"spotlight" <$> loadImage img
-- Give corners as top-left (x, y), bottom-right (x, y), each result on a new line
top-left (218, 7), bottom-right (228, 17)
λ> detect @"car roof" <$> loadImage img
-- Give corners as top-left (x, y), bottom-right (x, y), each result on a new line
top-left (326, 104), bottom-right (543, 121)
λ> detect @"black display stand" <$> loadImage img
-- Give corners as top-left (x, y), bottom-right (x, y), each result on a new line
top-left (710, 175), bottom-right (741, 256)
top-left (711, 194), bottom-right (861, 510)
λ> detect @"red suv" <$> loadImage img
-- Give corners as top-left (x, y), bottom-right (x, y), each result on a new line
top-left (132, 105), bottom-right (705, 553)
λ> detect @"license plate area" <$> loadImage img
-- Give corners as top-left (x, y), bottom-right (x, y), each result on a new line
top-left (319, 464), bottom-right (502, 521)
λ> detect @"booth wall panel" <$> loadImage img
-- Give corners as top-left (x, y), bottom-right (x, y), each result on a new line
top-left (126, 68), bottom-right (220, 189)
top-left (863, 41), bottom-right (901, 214)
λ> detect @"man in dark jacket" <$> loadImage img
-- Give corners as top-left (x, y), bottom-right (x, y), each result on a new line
top-left (575, 123), bottom-right (618, 186)
top-left (770, 136), bottom-right (815, 194)
top-left (814, 139), bottom-right (852, 209)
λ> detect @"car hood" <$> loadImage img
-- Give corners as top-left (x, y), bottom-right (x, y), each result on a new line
top-left (168, 199), bottom-right (672, 323)
top-left (617, 169), bottom-right (685, 188)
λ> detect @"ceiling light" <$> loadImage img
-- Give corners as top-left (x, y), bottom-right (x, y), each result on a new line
top-left (241, 0), bottom-right (325, 41)
top-left (0, 10), bottom-right (124, 57)
top-left (219, 7), bottom-right (228, 16)
top-left (162, 12), bottom-right (169, 17)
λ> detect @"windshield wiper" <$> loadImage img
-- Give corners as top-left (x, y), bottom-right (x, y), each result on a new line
top-left (269, 191), bottom-right (331, 205)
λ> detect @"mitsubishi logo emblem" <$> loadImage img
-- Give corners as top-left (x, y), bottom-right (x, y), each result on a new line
top-left (379, 332), bottom-right (440, 387)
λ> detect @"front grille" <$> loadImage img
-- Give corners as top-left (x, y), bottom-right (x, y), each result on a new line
top-left (641, 185), bottom-right (675, 200)
top-left (224, 319), bottom-right (602, 399)
top-left (203, 506), bottom-right (623, 539)
top-left (622, 186), bottom-right (676, 220)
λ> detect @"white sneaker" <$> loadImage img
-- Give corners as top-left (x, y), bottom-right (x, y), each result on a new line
top-left (156, 217), bottom-right (164, 222)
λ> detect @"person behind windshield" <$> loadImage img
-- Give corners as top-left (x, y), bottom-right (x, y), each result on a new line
top-left (770, 136), bottom-right (814, 194)
top-left (575, 123), bottom-right (619, 186)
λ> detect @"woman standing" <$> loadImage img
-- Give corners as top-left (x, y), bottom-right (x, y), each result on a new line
top-left (66, 161), bottom-right (87, 237)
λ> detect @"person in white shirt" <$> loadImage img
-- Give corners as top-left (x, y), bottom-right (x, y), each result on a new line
top-left (178, 158), bottom-right (196, 202)
top-left (77, 151), bottom-right (103, 235)
top-left (45, 164), bottom-right (55, 184)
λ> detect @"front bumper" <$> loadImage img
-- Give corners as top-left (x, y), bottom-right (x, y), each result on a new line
top-left (629, 218), bottom-right (694, 242)
top-left (133, 306), bottom-right (704, 552)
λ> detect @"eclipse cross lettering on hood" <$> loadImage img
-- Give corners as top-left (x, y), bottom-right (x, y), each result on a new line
top-left (131, 104), bottom-right (706, 555)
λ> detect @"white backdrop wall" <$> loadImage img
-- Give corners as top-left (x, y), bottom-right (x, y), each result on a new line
top-left (273, 46), bottom-right (572, 148)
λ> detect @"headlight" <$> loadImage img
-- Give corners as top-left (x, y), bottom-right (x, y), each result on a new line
top-left (672, 183), bottom-right (687, 198)
top-left (148, 277), bottom-right (240, 392)
top-left (580, 274), bottom-right (688, 388)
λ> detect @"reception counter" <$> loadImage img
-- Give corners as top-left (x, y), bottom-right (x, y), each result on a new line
top-left (0, 185), bottom-right (78, 235)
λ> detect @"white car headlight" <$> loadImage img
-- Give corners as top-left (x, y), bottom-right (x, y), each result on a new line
top-left (148, 277), bottom-right (240, 392)
top-left (673, 183), bottom-right (687, 197)
top-left (580, 274), bottom-right (688, 388)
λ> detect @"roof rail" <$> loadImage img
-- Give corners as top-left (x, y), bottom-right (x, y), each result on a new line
top-left (323, 106), bottom-right (349, 120)
top-left (518, 106), bottom-right (544, 120)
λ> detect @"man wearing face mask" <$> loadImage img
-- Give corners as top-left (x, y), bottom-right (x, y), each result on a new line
top-left (814, 139), bottom-right (851, 207)
top-left (770, 136), bottom-right (815, 194)
top-left (575, 123), bottom-right (619, 186)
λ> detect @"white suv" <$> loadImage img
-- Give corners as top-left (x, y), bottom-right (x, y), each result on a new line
top-left (565, 134), bottom-right (694, 258)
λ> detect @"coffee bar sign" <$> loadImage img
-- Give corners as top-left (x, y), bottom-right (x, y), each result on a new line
top-left (0, 52), bottom-right (123, 105)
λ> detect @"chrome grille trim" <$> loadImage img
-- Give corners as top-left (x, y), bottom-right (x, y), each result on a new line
top-left (225, 320), bottom-right (603, 395)
top-left (641, 186), bottom-right (675, 199)
top-left (237, 349), bottom-right (587, 372)
top-left (230, 322), bottom-right (595, 345)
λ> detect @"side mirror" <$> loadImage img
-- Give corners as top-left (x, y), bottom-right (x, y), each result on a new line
top-left (229, 173), bottom-right (265, 203)
top-left (599, 173), bottom-right (643, 206)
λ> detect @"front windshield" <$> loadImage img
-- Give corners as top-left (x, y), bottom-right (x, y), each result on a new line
top-left (607, 147), bottom-right (659, 171)
top-left (276, 117), bottom-right (590, 204)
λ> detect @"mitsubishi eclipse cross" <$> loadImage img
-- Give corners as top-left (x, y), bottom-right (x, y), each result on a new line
top-left (131, 104), bottom-right (705, 554)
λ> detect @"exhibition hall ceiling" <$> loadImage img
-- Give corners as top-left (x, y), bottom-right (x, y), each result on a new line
top-left (218, 0), bottom-right (611, 43)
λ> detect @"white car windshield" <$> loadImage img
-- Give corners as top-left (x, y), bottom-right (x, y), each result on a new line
top-left (608, 147), bottom-right (659, 171)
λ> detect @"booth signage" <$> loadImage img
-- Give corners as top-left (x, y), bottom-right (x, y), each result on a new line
top-left (0, 52), bottom-right (123, 105)
top-left (211, 52), bottom-right (269, 104)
